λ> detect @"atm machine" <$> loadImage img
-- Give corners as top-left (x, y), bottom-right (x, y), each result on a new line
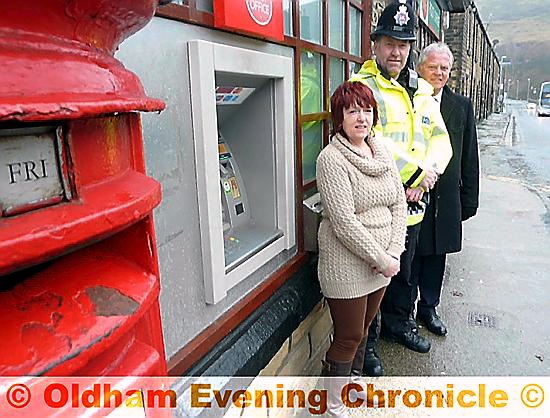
top-left (216, 84), bottom-right (283, 272)
top-left (189, 40), bottom-right (295, 304)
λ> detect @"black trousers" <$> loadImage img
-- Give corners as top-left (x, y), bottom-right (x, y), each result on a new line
top-left (367, 223), bottom-right (421, 342)
top-left (412, 253), bottom-right (447, 316)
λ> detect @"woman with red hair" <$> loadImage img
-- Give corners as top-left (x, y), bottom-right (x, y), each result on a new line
top-left (316, 81), bottom-right (407, 416)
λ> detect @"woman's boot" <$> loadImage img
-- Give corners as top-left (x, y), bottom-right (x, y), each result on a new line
top-left (321, 358), bottom-right (353, 418)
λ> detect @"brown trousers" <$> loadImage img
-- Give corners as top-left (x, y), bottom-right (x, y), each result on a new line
top-left (325, 287), bottom-right (385, 362)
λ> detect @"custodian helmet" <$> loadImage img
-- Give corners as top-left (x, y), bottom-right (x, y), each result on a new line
top-left (370, 0), bottom-right (416, 42)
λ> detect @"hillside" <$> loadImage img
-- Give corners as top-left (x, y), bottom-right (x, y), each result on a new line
top-left (475, 0), bottom-right (550, 100)
top-left (477, 0), bottom-right (550, 28)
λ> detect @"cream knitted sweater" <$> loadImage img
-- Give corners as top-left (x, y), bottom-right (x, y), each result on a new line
top-left (316, 133), bottom-right (407, 299)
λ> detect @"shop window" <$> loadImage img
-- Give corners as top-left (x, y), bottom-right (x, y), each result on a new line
top-left (283, 0), bottom-right (293, 36)
top-left (349, 6), bottom-right (362, 56)
top-left (300, 50), bottom-right (323, 185)
top-left (329, 0), bottom-right (345, 51)
top-left (300, 51), bottom-right (323, 114)
top-left (300, 0), bottom-right (322, 44)
top-left (302, 121), bottom-right (323, 184)
top-left (196, 0), bottom-right (213, 12)
top-left (329, 57), bottom-right (344, 97)
top-left (466, 12), bottom-right (472, 54)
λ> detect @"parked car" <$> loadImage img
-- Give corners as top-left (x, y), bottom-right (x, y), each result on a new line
top-left (537, 81), bottom-right (550, 116)
top-left (537, 104), bottom-right (550, 117)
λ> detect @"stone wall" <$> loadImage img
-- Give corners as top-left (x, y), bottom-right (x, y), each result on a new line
top-left (445, 3), bottom-right (500, 119)
top-left (259, 301), bottom-right (332, 376)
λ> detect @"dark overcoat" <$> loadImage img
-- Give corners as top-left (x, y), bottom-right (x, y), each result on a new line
top-left (417, 85), bottom-right (479, 255)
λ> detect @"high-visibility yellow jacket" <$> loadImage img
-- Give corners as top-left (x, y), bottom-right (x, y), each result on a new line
top-left (349, 60), bottom-right (452, 226)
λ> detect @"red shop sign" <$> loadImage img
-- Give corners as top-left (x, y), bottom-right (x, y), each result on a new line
top-left (214, 0), bottom-right (284, 41)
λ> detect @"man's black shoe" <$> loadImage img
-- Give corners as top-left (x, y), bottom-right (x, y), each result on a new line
top-left (381, 328), bottom-right (431, 353)
top-left (418, 311), bottom-right (448, 336)
top-left (362, 347), bottom-right (384, 376)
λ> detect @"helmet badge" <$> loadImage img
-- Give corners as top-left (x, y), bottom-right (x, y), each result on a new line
top-left (394, 4), bottom-right (410, 26)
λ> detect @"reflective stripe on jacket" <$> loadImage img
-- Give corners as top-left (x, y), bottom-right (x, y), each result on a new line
top-left (349, 60), bottom-right (452, 225)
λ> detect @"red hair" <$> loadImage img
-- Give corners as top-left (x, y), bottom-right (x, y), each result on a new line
top-left (330, 81), bottom-right (378, 138)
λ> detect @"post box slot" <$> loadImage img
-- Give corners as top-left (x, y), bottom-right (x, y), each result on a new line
top-left (0, 170), bottom-right (160, 276)
top-left (0, 247), bottom-right (159, 376)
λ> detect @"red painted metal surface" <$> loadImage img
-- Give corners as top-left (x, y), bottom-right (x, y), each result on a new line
top-left (0, 169), bottom-right (160, 276)
top-left (0, 247), bottom-right (159, 376)
top-left (0, 0), bottom-right (165, 122)
top-left (0, 0), bottom-right (168, 388)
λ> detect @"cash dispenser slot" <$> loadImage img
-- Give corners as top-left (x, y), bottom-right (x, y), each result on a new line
top-left (218, 129), bottom-right (282, 272)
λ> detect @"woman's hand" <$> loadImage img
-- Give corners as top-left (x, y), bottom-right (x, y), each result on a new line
top-left (371, 257), bottom-right (400, 278)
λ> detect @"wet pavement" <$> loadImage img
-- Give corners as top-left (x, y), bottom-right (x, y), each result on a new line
top-left (380, 102), bottom-right (550, 376)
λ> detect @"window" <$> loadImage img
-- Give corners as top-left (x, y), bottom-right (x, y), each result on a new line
top-left (283, 0), bottom-right (293, 36)
top-left (329, 58), bottom-right (345, 97)
top-left (329, 0), bottom-right (344, 51)
top-left (349, 6), bottom-right (362, 57)
top-left (295, 0), bottom-right (367, 187)
top-left (302, 122), bottom-right (323, 183)
top-left (466, 11), bottom-right (472, 54)
top-left (196, 0), bottom-right (212, 12)
top-left (301, 51), bottom-right (323, 183)
top-left (301, 51), bottom-right (323, 114)
top-left (300, 0), bottom-right (322, 44)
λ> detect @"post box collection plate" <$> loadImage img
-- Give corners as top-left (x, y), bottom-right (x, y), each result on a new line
top-left (0, 126), bottom-right (69, 216)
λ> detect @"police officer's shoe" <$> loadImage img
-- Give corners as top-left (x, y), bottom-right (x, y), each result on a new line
top-left (381, 328), bottom-right (431, 353)
top-left (362, 347), bottom-right (384, 377)
top-left (418, 311), bottom-right (448, 336)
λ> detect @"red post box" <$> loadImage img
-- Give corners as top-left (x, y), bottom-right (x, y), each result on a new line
top-left (0, 0), bottom-right (167, 386)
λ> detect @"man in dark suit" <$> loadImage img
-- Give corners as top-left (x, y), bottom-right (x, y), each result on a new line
top-left (413, 42), bottom-right (479, 335)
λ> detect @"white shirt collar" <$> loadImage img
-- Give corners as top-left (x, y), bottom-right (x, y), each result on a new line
top-left (434, 89), bottom-right (443, 108)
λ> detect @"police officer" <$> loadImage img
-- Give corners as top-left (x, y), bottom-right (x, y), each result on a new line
top-left (349, 0), bottom-right (452, 375)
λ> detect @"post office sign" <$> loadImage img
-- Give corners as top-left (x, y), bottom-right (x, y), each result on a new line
top-left (0, 126), bottom-right (68, 216)
top-left (214, 0), bottom-right (284, 41)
